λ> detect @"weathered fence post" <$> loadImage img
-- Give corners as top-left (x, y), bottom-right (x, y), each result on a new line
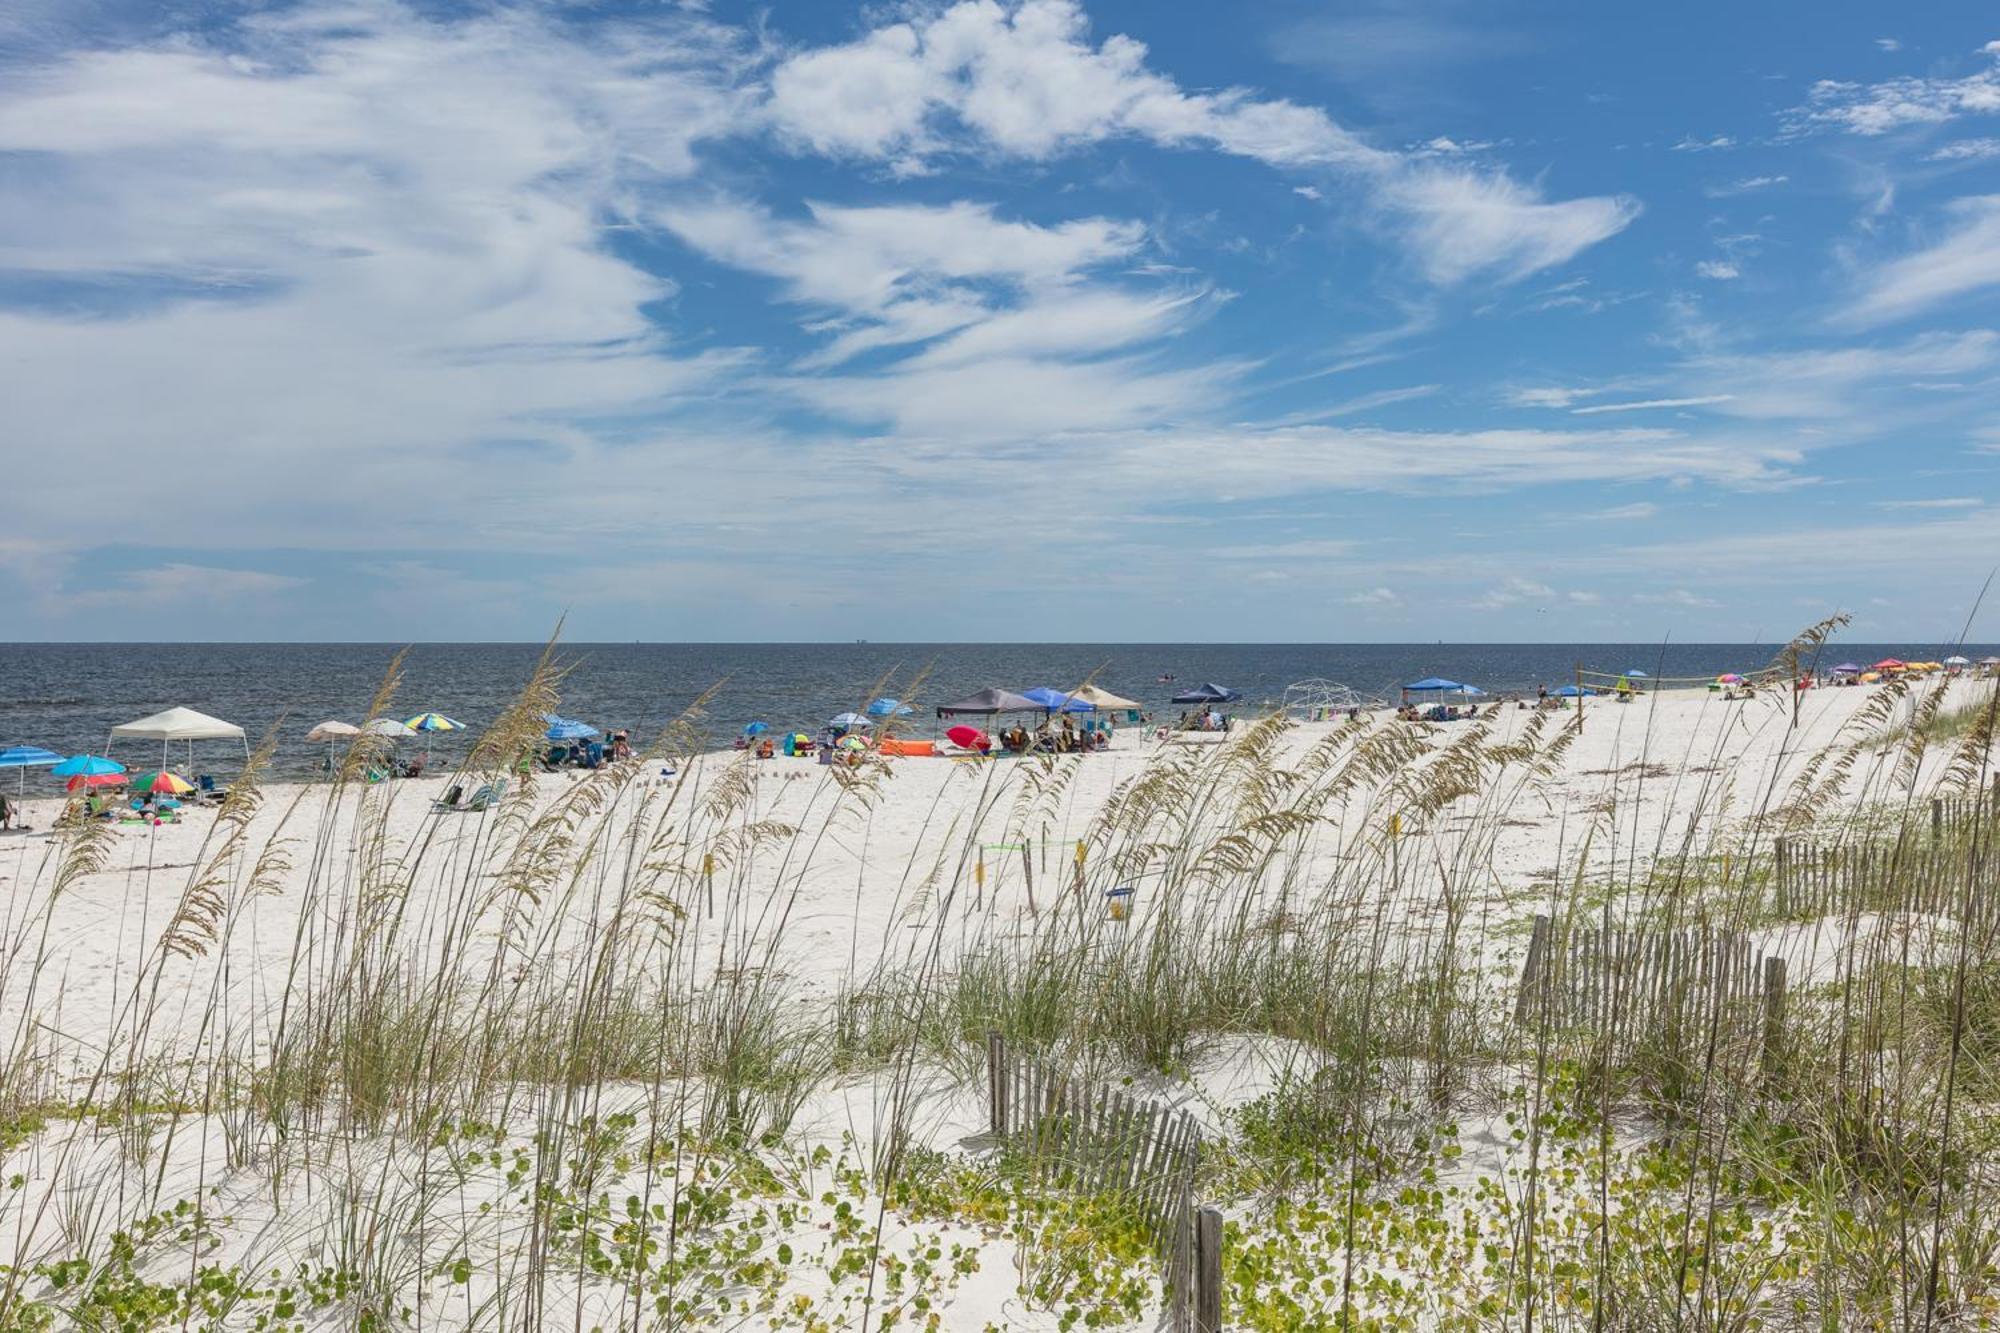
top-left (1195, 1204), bottom-right (1224, 1332)
top-left (1761, 956), bottom-right (1787, 1084)
top-left (987, 1029), bottom-right (1008, 1136)
top-left (1774, 838), bottom-right (1789, 916)
top-left (1932, 798), bottom-right (1944, 841)
top-left (1515, 914), bottom-right (1552, 1024)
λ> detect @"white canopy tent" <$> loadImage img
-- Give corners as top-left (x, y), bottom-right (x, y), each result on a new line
top-left (107, 706), bottom-right (249, 772)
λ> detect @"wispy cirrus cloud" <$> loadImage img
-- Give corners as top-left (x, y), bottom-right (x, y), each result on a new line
top-left (1843, 195), bottom-right (2000, 326)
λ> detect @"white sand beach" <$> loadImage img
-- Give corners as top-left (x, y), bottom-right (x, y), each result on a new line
top-left (0, 673), bottom-right (1992, 1329)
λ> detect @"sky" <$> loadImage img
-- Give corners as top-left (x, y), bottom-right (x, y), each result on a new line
top-left (2, 0), bottom-right (1999, 643)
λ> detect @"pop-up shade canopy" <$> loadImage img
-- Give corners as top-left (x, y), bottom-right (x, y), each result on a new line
top-left (1022, 686), bottom-right (1093, 712)
top-left (1171, 683), bottom-right (1241, 704)
top-left (108, 706), bottom-right (248, 769)
top-left (111, 706), bottom-right (243, 742)
top-left (936, 688), bottom-right (1040, 717)
top-left (1068, 683), bottom-right (1143, 710)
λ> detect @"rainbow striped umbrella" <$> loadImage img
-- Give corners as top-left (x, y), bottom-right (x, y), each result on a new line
top-left (405, 712), bottom-right (464, 732)
top-left (133, 771), bottom-right (195, 796)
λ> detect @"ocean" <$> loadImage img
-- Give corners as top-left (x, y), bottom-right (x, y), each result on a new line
top-left (3, 641), bottom-right (1991, 780)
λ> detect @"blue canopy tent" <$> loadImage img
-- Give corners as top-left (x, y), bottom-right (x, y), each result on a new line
top-left (1021, 686), bottom-right (1093, 713)
top-left (1170, 683), bottom-right (1241, 705)
top-left (865, 698), bottom-right (915, 717)
top-left (0, 745), bottom-right (62, 795)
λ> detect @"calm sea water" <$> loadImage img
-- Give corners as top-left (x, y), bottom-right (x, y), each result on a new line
top-left (2, 642), bottom-right (1991, 780)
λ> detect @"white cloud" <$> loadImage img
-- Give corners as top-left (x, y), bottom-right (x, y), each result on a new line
top-left (1385, 167), bottom-right (1640, 284)
top-left (1346, 586), bottom-right (1400, 605)
top-left (1474, 576), bottom-right (1555, 610)
top-left (1635, 588), bottom-right (1720, 608)
top-left (1876, 496), bottom-right (1983, 509)
top-left (0, 0), bottom-right (756, 552)
top-left (1704, 174), bottom-right (1787, 197)
top-left (1584, 502), bottom-right (1659, 521)
top-left (1785, 46), bottom-right (2000, 136)
top-left (1571, 395), bottom-right (1734, 415)
top-left (1876, 38), bottom-right (1902, 54)
top-left (764, 0), bottom-right (1636, 285)
top-left (1695, 260), bottom-right (1741, 280)
top-left (1930, 138), bottom-right (2000, 161)
top-left (68, 563), bottom-right (305, 608)
top-left (1843, 195), bottom-right (2000, 326)
top-left (1671, 135), bottom-right (1736, 152)
top-left (1506, 385), bottom-right (1599, 409)
top-left (1293, 185), bottom-right (1323, 200)
top-left (657, 197), bottom-right (1154, 366)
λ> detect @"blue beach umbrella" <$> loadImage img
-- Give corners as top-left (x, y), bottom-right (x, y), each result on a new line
top-left (1403, 678), bottom-right (1463, 693)
top-left (1623, 670), bottom-right (1649, 679)
top-left (0, 745), bottom-right (62, 795)
top-left (743, 721), bottom-right (771, 736)
top-left (865, 698), bottom-right (915, 717)
top-left (545, 719), bottom-right (599, 741)
top-left (52, 754), bottom-right (124, 778)
top-left (828, 712), bottom-right (872, 731)
top-left (1551, 685), bottom-right (1595, 698)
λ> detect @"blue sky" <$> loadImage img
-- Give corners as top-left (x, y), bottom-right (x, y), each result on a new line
top-left (2, 0), bottom-right (1998, 642)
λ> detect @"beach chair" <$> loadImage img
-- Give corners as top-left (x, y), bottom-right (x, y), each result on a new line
top-left (198, 775), bottom-right (229, 803)
top-left (436, 781), bottom-right (504, 813)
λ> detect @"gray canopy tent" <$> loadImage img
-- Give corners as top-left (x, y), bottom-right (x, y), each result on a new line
top-left (935, 688), bottom-right (1041, 717)
top-left (107, 706), bottom-right (249, 772)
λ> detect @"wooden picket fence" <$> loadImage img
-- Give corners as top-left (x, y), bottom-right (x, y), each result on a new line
top-left (1515, 915), bottom-right (1792, 1087)
top-left (1768, 791), bottom-right (1999, 924)
top-left (985, 1030), bottom-right (1223, 1332)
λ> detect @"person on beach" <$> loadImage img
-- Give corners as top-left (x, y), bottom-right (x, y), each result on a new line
top-left (0, 793), bottom-right (22, 830)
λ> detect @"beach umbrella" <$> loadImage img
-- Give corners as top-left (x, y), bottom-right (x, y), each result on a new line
top-left (1831, 663), bottom-right (1861, 675)
top-left (1872, 659), bottom-right (1906, 671)
top-left (1171, 683), bottom-right (1242, 704)
top-left (404, 712), bottom-right (464, 732)
top-left (1944, 655), bottom-right (1971, 666)
top-left (865, 698), bottom-right (915, 717)
top-left (743, 721), bottom-right (771, 736)
top-left (66, 772), bottom-right (129, 792)
top-left (1623, 670), bottom-right (1648, 679)
top-left (363, 718), bottom-right (416, 738)
top-left (1717, 673), bottom-right (1745, 685)
top-left (1982, 656), bottom-right (2000, 666)
top-left (52, 754), bottom-right (124, 778)
top-left (545, 719), bottom-right (599, 741)
top-left (133, 771), bottom-right (194, 796)
top-left (1403, 677), bottom-right (1462, 693)
top-left (945, 725), bottom-right (989, 751)
top-left (828, 712), bottom-right (872, 731)
top-left (0, 745), bottom-right (62, 795)
top-left (1551, 685), bottom-right (1594, 698)
top-left (306, 721), bottom-right (360, 741)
